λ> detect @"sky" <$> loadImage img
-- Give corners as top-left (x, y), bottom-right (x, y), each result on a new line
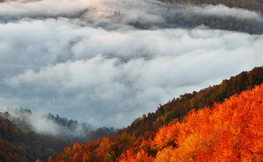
top-left (0, 0), bottom-right (263, 128)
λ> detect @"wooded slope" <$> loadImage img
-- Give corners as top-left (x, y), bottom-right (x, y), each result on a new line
top-left (121, 66), bottom-right (263, 138)
top-left (47, 74), bottom-right (263, 162)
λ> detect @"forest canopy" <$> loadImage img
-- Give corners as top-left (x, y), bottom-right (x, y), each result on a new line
top-left (46, 76), bottom-right (263, 162)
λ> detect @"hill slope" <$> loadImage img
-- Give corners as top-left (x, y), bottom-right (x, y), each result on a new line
top-left (0, 109), bottom-right (119, 161)
top-left (2, 65), bottom-right (263, 162)
top-left (161, 0), bottom-right (263, 13)
top-left (0, 112), bottom-right (68, 162)
top-left (121, 66), bottom-right (263, 138)
top-left (47, 72), bottom-right (263, 162)
top-left (152, 84), bottom-right (263, 161)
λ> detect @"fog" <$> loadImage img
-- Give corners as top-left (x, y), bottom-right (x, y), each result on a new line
top-left (199, 4), bottom-right (262, 21)
top-left (0, 0), bottom-right (263, 128)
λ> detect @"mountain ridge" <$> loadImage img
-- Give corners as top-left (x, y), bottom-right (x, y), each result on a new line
top-left (120, 66), bottom-right (263, 138)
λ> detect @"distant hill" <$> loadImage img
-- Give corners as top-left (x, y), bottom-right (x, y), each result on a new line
top-left (0, 112), bottom-right (67, 162)
top-left (149, 0), bottom-right (263, 34)
top-left (0, 109), bottom-right (118, 161)
top-left (160, 0), bottom-right (263, 13)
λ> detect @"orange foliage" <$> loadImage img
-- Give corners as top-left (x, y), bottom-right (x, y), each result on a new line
top-left (151, 123), bottom-right (179, 150)
top-left (154, 84), bottom-right (263, 161)
top-left (118, 149), bottom-right (153, 162)
top-left (48, 84), bottom-right (263, 162)
top-left (48, 136), bottom-right (118, 162)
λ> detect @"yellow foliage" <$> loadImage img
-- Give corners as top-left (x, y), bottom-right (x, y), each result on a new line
top-left (154, 146), bottom-right (176, 162)
top-left (72, 143), bottom-right (83, 151)
top-left (118, 149), bottom-right (153, 162)
top-left (151, 123), bottom-right (179, 150)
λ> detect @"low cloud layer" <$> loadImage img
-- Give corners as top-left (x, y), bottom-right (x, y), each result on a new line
top-left (199, 4), bottom-right (262, 21)
top-left (0, 0), bottom-right (263, 128)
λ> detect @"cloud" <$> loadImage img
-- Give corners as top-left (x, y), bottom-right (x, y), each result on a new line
top-left (199, 4), bottom-right (263, 21)
top-left (2, 26), bottom-right (263, 127)
top-left (0, 0), bottom-right (87, 17)
top-left (1, 0), bottom-right (262, 26)
top-left (0, 0), bottom-right (167, 25)
top-left (0, 0), bottom-right (263, 128)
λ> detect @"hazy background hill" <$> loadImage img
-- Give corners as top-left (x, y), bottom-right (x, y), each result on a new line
top-left (0, 110), bottom-right (119, 161)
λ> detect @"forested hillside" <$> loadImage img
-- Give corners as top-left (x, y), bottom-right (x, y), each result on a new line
top-left (0, 112), bottom-right (68, 161)
top-left (2, 67), bottom-right (263, 162)
top-left (127, 0), bottom-right (263, 34)
top-left (132, 5), bottom-right (263, 34)
top-left (0, 109), bottom-right (118, 161)
top-left (161, 0), bottom-right (263, 13)
top-left (121, 66), bottom-right (263, 137)
top-left (2, 0), bottom-right (263, 34)
top-left (46, 71), bottom-right (263, 162)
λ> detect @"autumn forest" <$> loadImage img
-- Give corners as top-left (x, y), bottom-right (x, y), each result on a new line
top-left (1, 68), bottom-right (263, 161)
top-left (43, 66), bottom-right (263, 161)
top-left (1, 0), bottom-right (263, 161)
